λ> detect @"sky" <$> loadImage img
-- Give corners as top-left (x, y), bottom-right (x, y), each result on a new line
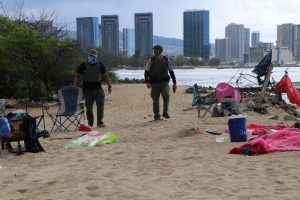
top-left (1, 0), bottom-right (300, 43)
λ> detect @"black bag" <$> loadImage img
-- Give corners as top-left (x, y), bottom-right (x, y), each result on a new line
top-left (23, 115), bottom-right (45, 153)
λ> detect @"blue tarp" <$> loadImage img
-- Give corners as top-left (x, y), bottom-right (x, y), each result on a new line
top-left (252, 50), bottom-right (272, 77)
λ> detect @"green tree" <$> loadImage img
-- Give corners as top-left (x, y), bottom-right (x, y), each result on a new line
top-left (0, 16), bottom-right (79, 101)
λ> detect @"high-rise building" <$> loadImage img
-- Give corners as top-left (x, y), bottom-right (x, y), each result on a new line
top-left (244, 28), bottom-right (250, 62)
top-left (183, 10), bottom-right (210, 58)
top-left (250, 42), bottom-right (274, 63)
top-left (123, 28), bottom-right (135, 57)
top-left (251, 31), bottom-right (260, 47)
top-left (76, 17), bottom-right (100, 53)
top-left (99, 24), bottom-right (102, 47)
top-left (101, 15), bottom-right (119, 55)
top-left (210, 43), bottom-right (215, 58)
top-left (225, 23), bottom-right (244, 61)
top-left (215, 38), bottom-right (230, 63)
top-left (27, 21), bottom-right (56, 37)
top-left (272, 47), bottom-right (293, 64)
top-left (277, 23), bottom-right (297, 57)
top-left (295, 25), bottom-right (300, 61)
top-left (134, 13), bottom-right (153, 58)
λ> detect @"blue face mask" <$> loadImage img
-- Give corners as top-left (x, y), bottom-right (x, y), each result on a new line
top-left (88, 55), bottom-right (97, 64)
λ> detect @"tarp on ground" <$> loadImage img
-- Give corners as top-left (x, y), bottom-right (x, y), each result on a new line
top-left (215, 83), bottom-right (242, 103)
top-left (230, 128), bottom-right (300, 155)
top-left (273, 75), bottom-right (300, 106)
top-left (248, 123), bottom-right (291, 135)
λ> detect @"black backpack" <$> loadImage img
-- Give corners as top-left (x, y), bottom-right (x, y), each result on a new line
top-left (150, 56), bottom-right (169, 69)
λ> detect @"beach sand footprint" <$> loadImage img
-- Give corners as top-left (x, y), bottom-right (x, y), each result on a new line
top-left (176, 128), bottom-right (203, 137)
top-left (86, 185), bottom-right (100, 191)
top-left (16, 189), bottom-right (28, 194)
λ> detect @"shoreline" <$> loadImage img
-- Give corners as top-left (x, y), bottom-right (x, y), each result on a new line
top-left (113, 65), bottom-right (300, 71)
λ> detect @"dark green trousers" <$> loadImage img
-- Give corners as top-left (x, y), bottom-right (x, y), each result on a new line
top-left (84, 88), bottom-right (105, 126)
top-left (151, 82), bottom-right (170, 117)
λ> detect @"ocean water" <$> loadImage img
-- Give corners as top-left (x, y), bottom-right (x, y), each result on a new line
top-left (115, 67), bottom-right (300, 87)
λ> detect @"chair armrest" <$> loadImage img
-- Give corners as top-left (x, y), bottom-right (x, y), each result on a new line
top-left (79, 100), bottom-right (85, 109)
top-left (43, 102), bottom-right (59, 111)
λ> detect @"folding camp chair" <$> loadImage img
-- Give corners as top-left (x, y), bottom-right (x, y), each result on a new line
top-left (192, 84), bottom-right (216, 118)
top-left (44, 86), bottom-right (85, 132)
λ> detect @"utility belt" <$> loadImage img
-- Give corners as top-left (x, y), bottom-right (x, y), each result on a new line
top-left (149, 75), bottom-right (170, 84)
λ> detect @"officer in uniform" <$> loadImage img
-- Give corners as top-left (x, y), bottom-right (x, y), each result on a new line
top-left (74, 49), bottom-right (112, 127)
top-left (144, 45), bottom-right (177, 120)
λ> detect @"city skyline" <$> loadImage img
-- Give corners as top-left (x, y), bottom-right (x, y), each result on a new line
top-left (1, 0), bottom-right (300, 43)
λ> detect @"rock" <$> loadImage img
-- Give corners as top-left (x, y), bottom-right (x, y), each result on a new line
top-left (283, 115), bottom-right (298, 121)
top-left (185, 87), bottom-right (193, 94)
top-left (211, 106), bottom-right (224, 117)
top-left (294, 122), bottom-right (300, 129)
top-left (246, 100), bottom-right (255, 110)
top-left (253, 105), bottom-right (269, 114)
top-left (269, 115), bottom-right (279, 120)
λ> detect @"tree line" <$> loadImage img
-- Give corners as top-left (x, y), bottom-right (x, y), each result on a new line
top-left (98, 50), bottom-right (220, 70)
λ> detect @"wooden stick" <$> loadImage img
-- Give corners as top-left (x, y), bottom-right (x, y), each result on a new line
top-left (260, 63), bottom-right (273, 102)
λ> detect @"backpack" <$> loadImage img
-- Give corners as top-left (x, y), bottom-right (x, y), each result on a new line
top-left (149, 56), bottom-right (170, 83)
top-left (150, 56), bottom-right (169, 70)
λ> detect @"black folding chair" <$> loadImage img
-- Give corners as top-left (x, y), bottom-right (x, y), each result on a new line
top-left (44, 86), bottom-right (85, 132)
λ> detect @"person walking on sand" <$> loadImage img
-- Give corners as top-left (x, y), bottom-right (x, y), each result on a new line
top-left (144, 45), bottom-right (177, 121)
top-left (74, 49), bottom-right (112, 128)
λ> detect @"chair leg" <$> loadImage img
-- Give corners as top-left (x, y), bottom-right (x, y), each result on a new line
top-left (197, 104), bottom-right (201, 118)
top-left (51, 116), bottom-right (63, 132)
top-left (64, 113), bottom-right (83, 132)
top-left (51, 112), bottom-right (85, 132)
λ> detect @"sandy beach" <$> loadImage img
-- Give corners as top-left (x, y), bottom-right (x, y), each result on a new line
top-left (1, 84), bottom-right (300, 200)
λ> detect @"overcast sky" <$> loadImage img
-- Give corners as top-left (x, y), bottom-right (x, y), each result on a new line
top-left (1, 0), bottom-right (300, 43)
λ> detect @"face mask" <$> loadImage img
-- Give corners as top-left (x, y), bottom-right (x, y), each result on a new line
top-left (88, 55), bottom-right (97, 64)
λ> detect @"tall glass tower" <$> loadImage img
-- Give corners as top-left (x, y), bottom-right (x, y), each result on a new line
top-left (101, 15), bottom-right (119, 55)
top-left (183, 10), bottom-right (210, 59)
top-left (225, 23), bottom-right (244, 61)
top-left (134, 13), bottom-right (153, 58)
top-left (251, 31), bottom-right (260, 47)
top-left (76, 17), bottom-right (100, 54)
top-left (123, 28), bottom-right (135, 57)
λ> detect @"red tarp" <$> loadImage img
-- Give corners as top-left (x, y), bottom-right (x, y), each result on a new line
top-left (230, 128), bottom-right (300, 155)
top-left (247, 123), bottom-right (291, 135)
top-left (273, 75), bottom-right (300, 106)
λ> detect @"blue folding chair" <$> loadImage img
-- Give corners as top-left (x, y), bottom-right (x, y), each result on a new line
top-left (44, 86), bottom-right (85, 132)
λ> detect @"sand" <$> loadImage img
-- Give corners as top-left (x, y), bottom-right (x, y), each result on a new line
top-left (1, 84), bottom-right (300, 200)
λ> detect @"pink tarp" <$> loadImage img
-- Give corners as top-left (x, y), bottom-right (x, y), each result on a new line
top-left (230, 128), bottom-right (300, 155)
top-left (215, 83), bottom-right (242, 103)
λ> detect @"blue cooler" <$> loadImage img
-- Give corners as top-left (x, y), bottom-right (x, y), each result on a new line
top-left (0, 117), bottom-right (11, 136)
top-left (228, 115), bottom-right (247, 142)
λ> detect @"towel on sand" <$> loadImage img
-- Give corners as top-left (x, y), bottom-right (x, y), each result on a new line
top-left (230, 128), bottom-right (300, 155)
